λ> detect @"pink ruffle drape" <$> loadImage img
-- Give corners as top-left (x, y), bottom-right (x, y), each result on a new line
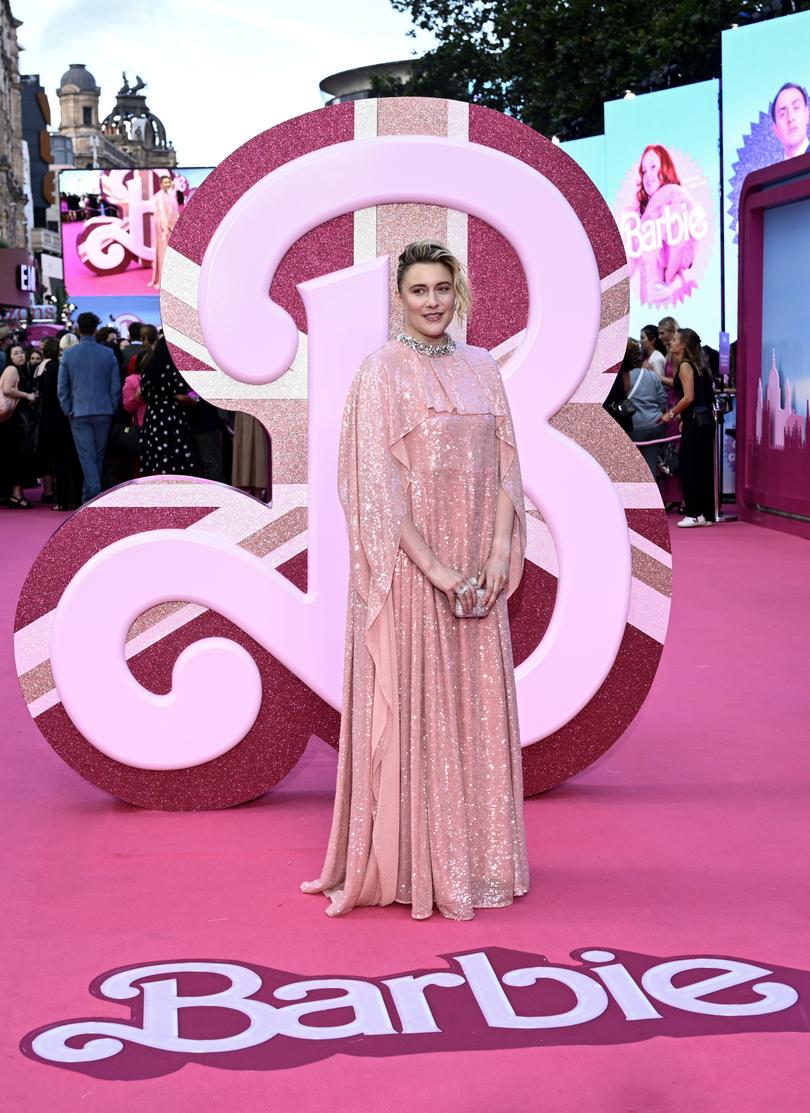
top-left (302, 340), bottom-right (528, 919)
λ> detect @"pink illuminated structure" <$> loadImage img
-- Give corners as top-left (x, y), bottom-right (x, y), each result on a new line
top-left (755, 350), bottom-right (809, 451)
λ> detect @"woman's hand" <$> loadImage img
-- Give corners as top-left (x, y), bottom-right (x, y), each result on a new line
top-left (479, 549), bottom-right (509, 610)
top-left (426, 561), bottom-right (476, 616)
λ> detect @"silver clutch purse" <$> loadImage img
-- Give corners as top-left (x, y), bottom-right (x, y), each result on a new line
top-left (454, 575), bottom-right (489, 618)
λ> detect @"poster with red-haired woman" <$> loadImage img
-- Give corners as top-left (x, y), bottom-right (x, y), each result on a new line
top-left (605, 81), bottom-right (721, 341)
top-left (618, 143), bottom-right (712, 309)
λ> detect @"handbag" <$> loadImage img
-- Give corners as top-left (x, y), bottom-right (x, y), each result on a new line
top-left (454, 575), bottom-right (490, 618)
top-left (613, 367), bottom-right (648, 419)
top-left (108, 416), bottom-right (141, 456)
top-left (693, 405), bottom-right (714, 428)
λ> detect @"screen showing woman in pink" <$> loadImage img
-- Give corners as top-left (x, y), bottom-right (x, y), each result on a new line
top-left (622, 144), bottom-right (708, 307)
top-left (147, 175), bottom-right (180, 290)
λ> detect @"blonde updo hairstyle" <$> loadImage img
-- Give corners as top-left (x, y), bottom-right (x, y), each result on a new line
top-left (396, 240), bottom-right (472, 323)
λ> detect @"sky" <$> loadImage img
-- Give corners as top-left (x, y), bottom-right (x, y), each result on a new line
top-left (12, 0), bottom-right (435, 167)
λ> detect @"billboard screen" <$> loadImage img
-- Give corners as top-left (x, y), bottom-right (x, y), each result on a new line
top-left (560, 135), bottom-right (606, 199)
top-left (722, 10), bottom-right (810, 337)
top-left (59, 166), bottom-right (213, 298)
top-left (745, 195), bottom-right (810, 519)
top-left (605, 81), bottom-right (721, 345)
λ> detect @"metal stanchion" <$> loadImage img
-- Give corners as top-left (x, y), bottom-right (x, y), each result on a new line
top-left (713, 391), bottom-right (737, 524)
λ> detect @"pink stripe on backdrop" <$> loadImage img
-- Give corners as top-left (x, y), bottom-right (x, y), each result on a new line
top-left (14, 507), bottom-right (215, 631)
top-left (170, 104), bottom-right (355, 266)
top-left (161, 289), bottom-right (205, 347)
top-left (628, 576), bottom-right (671, 643)
top-left (377, 97), bottom-right (448, 136)
top-left (466, 214), bottom-right (528, 350)
top-left (375, 97), bottom-right (450, 325)
top-left (468, 104), bottom-right (626, 281)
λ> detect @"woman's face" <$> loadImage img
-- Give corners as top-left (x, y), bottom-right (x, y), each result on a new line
top-left (641, 149), bottom-right (662, 197)
top-left (640, 331), bottom-right (652, 354)
top-left (29, 350), bottom-right (42, 367)
top-left (9, 345), bottom-right (26, 367)
top-left (398, 262), bottom-right (456, 343)
top-left (670, 331), bottom-right (685, 358)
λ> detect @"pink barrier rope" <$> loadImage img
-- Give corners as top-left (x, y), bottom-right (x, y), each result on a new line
top-left (633, 432), bottom-right (682, 446)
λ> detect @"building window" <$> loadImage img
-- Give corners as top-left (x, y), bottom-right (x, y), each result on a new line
top-left (83, 106), bottom-right (93, 126)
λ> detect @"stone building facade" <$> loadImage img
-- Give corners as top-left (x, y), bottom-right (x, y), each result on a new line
top-left (0, 0), bottom-right (28, 250)
top-left (57, 64), bottom-right (177, 170)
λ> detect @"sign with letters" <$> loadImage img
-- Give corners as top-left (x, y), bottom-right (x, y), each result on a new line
top-left (16, 263), bottom-right (36, 292)
top-left (21, 946), bottom-right (806, 1075)
top-left (14, 99), bottom-right (672, 808)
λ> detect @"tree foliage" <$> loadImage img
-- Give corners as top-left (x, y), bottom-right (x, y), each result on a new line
top-left (372, 1), bottom-right (809, 139)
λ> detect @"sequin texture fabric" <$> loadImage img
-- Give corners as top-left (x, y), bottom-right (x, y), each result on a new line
top-left (301, 340), bottom-right (529, 920)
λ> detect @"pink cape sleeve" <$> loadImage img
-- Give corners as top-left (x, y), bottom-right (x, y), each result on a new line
top-left (306, 352), bottom-right (410, 910)
top-left (487, 356), bottom-right (527, 598)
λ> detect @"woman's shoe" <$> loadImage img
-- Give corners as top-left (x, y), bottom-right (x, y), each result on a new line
top-left (8, 495), bottom-right (32, 509)
top-left (677, 515), bottom-right (706, 528)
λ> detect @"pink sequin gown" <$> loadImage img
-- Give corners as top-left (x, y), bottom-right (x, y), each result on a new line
top-left (302, 339), bottom-right (529, 920)
top-left (150, 187), bottom-right (179, 289)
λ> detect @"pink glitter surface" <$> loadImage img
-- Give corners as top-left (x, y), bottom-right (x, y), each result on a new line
top-left (631, 547), bottom-right (673, 596)
top-left (626, 509), bottom-right (673, 552)
top-left (469, 104), bottom-right (627, 280)
top-left (377, 97), bottom-right (448, 136)
top-left (160, 289), bottom-right (205, 347)
top-left (466, 215), bottom-right (528, 350)
top-left (551, 403), bottom-right (652, 483)
top-left (14, 506), bottom-right (214, 630)
top-left (601, 277), bottom-right (631, 329)
top-left (37, 607), bottom-right (338, 810)
top-left (170, 104), bottom-right (354, 267)
top-left (270, 215), bottom-right (354, 335)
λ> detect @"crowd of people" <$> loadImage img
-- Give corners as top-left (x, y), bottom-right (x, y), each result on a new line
top-left (0, 313), bottom-right (270, 511)
top-left (604, 316), bottom-right (722, 528)
top-left (1, 310), bottom-right (723, 525)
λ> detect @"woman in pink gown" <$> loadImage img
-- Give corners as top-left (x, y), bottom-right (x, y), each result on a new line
top-left (147, 175), bottom-right (179, 290)
top-left (301, 240), bottom-right (529, 920)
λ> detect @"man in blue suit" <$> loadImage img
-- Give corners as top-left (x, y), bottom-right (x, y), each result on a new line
top-left (57, 312), bottom-right (121, 502)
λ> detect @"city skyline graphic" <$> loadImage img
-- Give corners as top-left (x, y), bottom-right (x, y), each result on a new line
top-left (750, 349), bottom-right (810, 509)
top-left (755, 350), bottom-right (809, 451)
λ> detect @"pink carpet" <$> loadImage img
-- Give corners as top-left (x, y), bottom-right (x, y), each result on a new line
top-left (2, 498), bottom-right (808, 1111)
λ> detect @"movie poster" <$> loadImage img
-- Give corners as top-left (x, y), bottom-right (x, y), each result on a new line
top-left (59, 166), bottom-right (213, 298)
top-left (605, 81), bottom-right (721, 344)
top-left (722, 10), bottom-right (810, 338)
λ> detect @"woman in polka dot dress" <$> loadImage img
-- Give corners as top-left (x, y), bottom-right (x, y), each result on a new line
top-left (139, 336), bottom-right (197, 477)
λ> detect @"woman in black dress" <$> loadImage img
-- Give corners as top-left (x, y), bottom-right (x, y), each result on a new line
top-left (660, 327), bottom-right (716, 527)
top-left (139, 335), bottom-right (198, 477)
top-left (0, 343), bottom-right (38, 507)
top-left (33, 338), bottom-right (82, 510)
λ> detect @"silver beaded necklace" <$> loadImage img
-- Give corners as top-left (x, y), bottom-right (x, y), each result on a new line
top-left (397, 331), bottom-right (456, 357)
